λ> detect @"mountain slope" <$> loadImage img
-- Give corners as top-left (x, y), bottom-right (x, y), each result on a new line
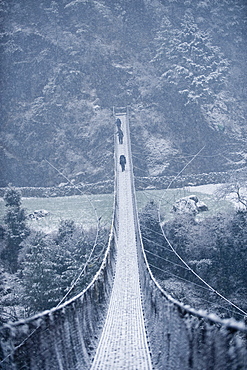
top-left (0, 0), bottom-right (246, 187)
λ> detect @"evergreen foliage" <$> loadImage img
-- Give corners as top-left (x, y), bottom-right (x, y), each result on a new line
top-left (152, 13), bottom-right (230, 104)
top-left (18, 220), bottom-right (108, 315)
top-left (3, 188), bottom-right (22, 207)
top-left (1, 188), bottom-right (29, 272)
top-left (19, 231), bottom-right (60, 313)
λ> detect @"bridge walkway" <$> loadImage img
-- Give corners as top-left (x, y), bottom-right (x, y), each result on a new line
top-left (91, 114), bottom-right (152, 369)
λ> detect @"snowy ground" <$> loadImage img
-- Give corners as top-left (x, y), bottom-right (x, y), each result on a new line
top-left (190, 183), bottom-right (247, 210)
top-left (185, 183), bottom-right (222, 194)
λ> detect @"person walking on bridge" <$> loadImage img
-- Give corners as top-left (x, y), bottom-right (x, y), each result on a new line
top-left (117, 128), bottom-right (124, 144)
top-left (119, 155), bottom-right (126, 172)
top-left (116, 118), bottom-right (122, 129)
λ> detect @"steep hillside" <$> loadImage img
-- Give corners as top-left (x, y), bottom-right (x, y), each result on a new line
top-left (0, 0), bottom-right (246, 187)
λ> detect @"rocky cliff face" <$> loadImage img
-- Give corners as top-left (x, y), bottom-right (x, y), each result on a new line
top-left (0, 0), bottom-right (246, 187)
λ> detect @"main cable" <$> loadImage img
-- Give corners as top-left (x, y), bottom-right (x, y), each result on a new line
top-left (44, 159), bottom-right (105, 304)
top-left (149, 262), bottom-right (244, 318)
top-left (156, 228), bottom-right (247, 316)
top-left (154, 148), bottom-right (247, 317)
top-left (0, 160), bottom-right (109, 363)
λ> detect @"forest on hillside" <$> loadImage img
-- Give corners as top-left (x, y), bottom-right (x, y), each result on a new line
top-left (0, 0), bottom-right (247, 187)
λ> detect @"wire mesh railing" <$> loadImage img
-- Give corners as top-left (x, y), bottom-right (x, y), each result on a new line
top-left (0, 134), bottom-right (119, 370)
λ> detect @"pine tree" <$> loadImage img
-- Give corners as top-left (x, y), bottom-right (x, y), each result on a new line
top-left (152, 12), bottom-right (229, 105)
top-left (2, 188), bottom-right (29, 272)
top-left (19, 221), bottom-right (105, 314)
top-left (20, 231), bottom-right (62, 314)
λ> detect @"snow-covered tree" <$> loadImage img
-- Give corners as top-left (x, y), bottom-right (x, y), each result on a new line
top-left (2, 188), bottom-right (29, 272)
top-left (152, 12), bottom-right (230, 105)
top-left (19, 231), bottom-right (62, 314)
top-left (19, 220), bottom-right (108, 314)
top-left (215, 169), bottom-right (247, 210)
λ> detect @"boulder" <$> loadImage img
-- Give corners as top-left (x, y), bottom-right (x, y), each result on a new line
top-left (173, 195), bottom-right (208, 215)
top-left (197, 201), bottom-right (208, 212)
top-left (188, 195), bottom-right (199, 203)
top-left (173, 197), bottom-right (198, 215)
top-left (28, 209), bottom-right (49, 220)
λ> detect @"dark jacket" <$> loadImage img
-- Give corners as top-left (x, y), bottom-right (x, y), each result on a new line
top-left (120, 155), bottom-right (126, 164)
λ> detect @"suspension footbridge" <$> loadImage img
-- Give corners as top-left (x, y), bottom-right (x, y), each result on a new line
top-left (91, 113), bottom-right (152, 369)
top-left (0, 109), bottom-right (246, 369)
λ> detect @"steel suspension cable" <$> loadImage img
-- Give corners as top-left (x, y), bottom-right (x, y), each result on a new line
top-left (156, 229), bottom-right (247, 316)
top-left (129, 124), bottom-right (247, 320)
top-left (1, 113), bottom-right (119, 368)
top-left (148, 263), bottom-right (211, 291)
top-left (143, 236), bottom-right (244, 316)
top-left (45, 159), bottom-right (105, 304)
top-left (144, 249), bottom-right (189, 270)
top-left (149, 262), bottom-right (244, 318)
top-left (142, 236), bottom-right (174, 253)
top-left (0, 153), bottom-right (115, 365)
top-left (155, 148), bottom-right (247, 317)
